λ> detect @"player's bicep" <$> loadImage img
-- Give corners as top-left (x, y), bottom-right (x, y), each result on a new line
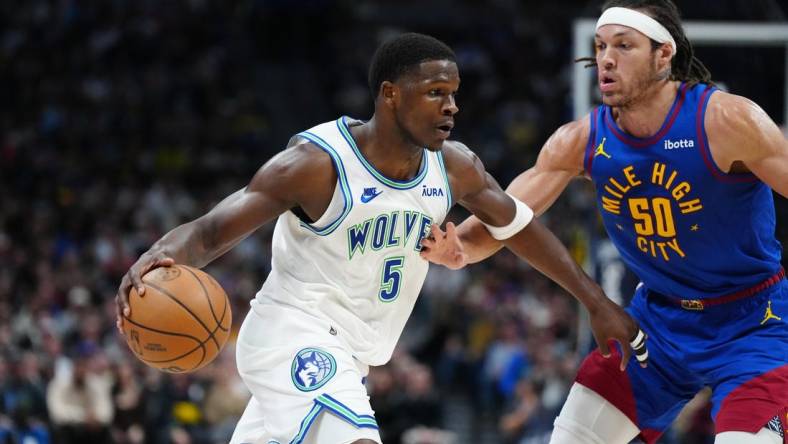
top-left (506, 164), bottom-right (577, 217)
top-left (506, 120), bottom-right (588, 215)
top-left (740, 109), bottom-right (788, 197)
top-left (460, 170), bottom-right (517, 227)
top-left (196, 146), bottom-right (318, 249)
top-left (746, 142), bottom-right (788, 198)
top-left (712, 95), bottom-right (788, 197)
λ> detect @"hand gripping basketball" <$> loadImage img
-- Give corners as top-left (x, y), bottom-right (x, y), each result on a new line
top-left (116, 252), bottom-right (175, 335)
top-left (120, 264), bottom-right (232, 373)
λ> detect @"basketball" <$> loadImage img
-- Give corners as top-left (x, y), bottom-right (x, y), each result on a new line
top-left (122, 264), bottom-right (232, 373)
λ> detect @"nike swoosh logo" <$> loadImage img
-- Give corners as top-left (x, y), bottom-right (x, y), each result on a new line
top-left (360, 190), bottom-right (383, 203)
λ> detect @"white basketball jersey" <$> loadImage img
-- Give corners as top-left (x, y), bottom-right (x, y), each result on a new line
top-left (255, 117), bottom-right (452, 366)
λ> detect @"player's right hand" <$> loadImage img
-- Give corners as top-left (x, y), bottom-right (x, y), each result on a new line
top-left (115, 252), bottom-right (175, 335)
top-left (588, 297), bottom-right (649, 370)
top-left (419, 222), bottom-right (469, 270)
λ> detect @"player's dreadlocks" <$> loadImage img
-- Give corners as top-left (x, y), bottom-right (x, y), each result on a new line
top-left (368, 32), bottom-right (456, 98)
top-left (578, 0), bottom-right (713, 86)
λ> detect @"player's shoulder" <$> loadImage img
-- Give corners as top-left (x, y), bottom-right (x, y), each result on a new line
top-left (537, 117), bottom-right (590, 174)
top-left (283, 135), bottom-right (334, 166)
top-left (705, 90), bottom-right (765, 136)
top-left (252, 135), bottom-right (334, 189)
top-left (439, 140), bottom-right (486, 178)
top-left (706, 89), bottom-right (752, 115)
top-left (440, 139), bottom-right (477, 163)
top-left (551, 118), bottom-right (590, 147)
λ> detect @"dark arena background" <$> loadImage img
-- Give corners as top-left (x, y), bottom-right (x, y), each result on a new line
top-left (1, 1), bottom-right (786, 443)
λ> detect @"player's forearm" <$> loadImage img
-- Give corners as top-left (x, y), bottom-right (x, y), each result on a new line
top-left (457, 215), bottom-right (505, 263)
top-left (148, 188), bottom-right (272, 267)
top-left (147, 219), bottom-right (217, 268)
top-left (149, 213), bottom-right (244, 268)
top-left (502, 219), bottom-right (607, 313)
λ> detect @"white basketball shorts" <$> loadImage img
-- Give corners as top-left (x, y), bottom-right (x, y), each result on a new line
top-left (230, 300), bottom-right (382, 444)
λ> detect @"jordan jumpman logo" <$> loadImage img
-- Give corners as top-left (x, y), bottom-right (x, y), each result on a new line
top-left (760, 300), bottom-right (782, 325)
top-left (594, 137), bottom-right (611, 159)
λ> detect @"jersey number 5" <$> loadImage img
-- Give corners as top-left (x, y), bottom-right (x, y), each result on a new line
top-left (379, 256), bottom-right (404, 302)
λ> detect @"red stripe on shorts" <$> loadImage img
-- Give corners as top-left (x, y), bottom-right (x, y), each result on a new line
top-left (715, 364), bottom-right (788, 439)
top-left (575, 340), bottom-right (663, 444)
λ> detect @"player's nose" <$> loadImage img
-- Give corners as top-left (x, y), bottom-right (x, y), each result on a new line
top-left (442, 95), bottom-right (458, 115)
top-left (599, 49), bottom-right (616, 69)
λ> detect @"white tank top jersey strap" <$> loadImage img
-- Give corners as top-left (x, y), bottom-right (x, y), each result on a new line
top-left (254, 116), bottom-right (452, 366)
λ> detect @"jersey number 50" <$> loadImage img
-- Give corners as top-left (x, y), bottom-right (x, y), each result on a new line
top-left (628, 197), bottom-right (676, 237)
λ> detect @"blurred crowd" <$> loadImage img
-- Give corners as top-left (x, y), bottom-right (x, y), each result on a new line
top-left (1, 1), bottom-right (786, 443)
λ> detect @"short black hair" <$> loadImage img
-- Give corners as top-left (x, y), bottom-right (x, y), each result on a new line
top-left (368, 32), bottom-right (456, 98)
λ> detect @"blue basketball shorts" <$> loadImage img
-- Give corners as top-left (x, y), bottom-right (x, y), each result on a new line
top-left (575, 279), bottom-right (787, 443)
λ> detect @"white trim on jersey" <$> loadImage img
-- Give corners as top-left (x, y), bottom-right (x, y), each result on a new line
top-left (296, 131), bottom-right (353, 235)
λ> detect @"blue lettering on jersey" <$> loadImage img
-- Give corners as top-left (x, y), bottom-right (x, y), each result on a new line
top-left (422, 185), bottom-right (444, 197)
top-left (360, 187), bottom-right (383, 203)
top-left (386, 212), bottom-right (400, 247)
top-left (348, 219), bottom-right (373, 259)
top-left (371, 214), bottom-right (388, 250)
top-left (347, 210), bottom-right (433, 259)
top-left (415, 214), bottom-right (432, 252)
top-left (403, 211), bottom-right (420, 244)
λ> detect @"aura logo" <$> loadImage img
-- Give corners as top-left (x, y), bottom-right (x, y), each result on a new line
top-left (360, 187), bottom-right (383, 203)
top-left (663, 139), bottom-right (695, 150)
top-left (422, 185), bottom-right (444, 197)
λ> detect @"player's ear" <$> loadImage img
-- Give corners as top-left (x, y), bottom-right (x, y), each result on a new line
top-left (657, 42), bottom-right (674, 73)
top-left (381, 81), bottom-right (397, 107)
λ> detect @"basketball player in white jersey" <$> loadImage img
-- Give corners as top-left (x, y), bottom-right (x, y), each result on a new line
top-left (116, 33), bottom-right (646, 444)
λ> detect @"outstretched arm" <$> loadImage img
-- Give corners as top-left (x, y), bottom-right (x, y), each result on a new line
top-left (438, 138), bottom-right (646, 370)
top-left (116, 139), bottom-right (336, 327)
top-left (706, 92), bottom-right (788, 197)
top-left (422, 118), bottom-right (589, 266)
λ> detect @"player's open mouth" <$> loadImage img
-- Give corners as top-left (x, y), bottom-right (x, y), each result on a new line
top-left (600, 75), bottom-right (617, 92)
top-left (436, 121), bottom-right (454, 137)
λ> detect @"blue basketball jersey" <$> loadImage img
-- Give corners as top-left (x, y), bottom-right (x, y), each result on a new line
top-left (585, 83), bottom-right (783, 300)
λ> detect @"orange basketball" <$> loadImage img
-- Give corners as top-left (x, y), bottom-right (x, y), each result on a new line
top-left (122, 264), bottom-right (232, 373)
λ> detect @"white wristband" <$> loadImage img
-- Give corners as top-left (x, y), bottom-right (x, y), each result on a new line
top-left (481, 195), bottom-right (534, 240)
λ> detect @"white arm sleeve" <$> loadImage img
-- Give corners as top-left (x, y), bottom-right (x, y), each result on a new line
top-left (480, 194), bottom-right (534, 240)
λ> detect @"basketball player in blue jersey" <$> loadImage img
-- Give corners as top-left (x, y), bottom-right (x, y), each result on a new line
top-left (422, 1), bottom-right (788, 443)
top-left (114, 33), bottom-right (645, 444)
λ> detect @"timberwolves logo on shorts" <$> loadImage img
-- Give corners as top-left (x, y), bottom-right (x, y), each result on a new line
top-left (291, 348), bottom-right (336, 392)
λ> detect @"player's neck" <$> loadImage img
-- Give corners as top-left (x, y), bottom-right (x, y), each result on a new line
top-left (613, 80), bottom-right (680, 138)
top-left (349, 117), bottom-right (425, 181)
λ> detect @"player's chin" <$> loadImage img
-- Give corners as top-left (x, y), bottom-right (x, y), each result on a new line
top-left (600, 92), bottom-right (626, 107)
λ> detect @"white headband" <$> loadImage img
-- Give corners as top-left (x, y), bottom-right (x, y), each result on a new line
top-left (596, 7), bottom-right (676, 54)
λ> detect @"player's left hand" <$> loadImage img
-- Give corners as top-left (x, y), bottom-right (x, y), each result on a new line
top-left (589, 298), bottom-right (649, 371)
top-left (419, 222), bottom-right (469, 269)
